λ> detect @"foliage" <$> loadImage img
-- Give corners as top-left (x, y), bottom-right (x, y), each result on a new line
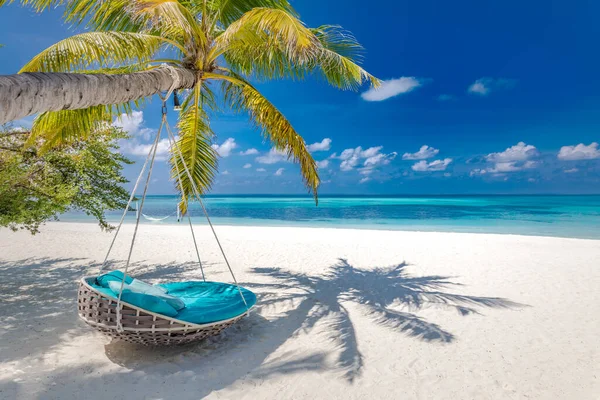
top-left (4, 0), bottom-right (379, 206)
top-left (0, 124), bottom-right (133, 233)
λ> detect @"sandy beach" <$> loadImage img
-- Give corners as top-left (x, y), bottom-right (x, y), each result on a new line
top-left (0, 222), bottom-right (599, 399)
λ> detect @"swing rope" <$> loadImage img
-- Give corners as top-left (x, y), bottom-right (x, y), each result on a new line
top-left (163, 109), bottom-right (249, 312)
top-left (115, 114), bottom-right (163, 332)
top-left (102, 78), bottom-right (248, 331)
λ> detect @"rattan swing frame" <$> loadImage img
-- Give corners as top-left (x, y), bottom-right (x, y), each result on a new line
top-left (78, 277), bottom-right (247, 345)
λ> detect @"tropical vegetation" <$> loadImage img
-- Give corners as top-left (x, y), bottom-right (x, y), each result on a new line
top-left (0, 0), bottom-right (378, 208)
top-left (0, 124), bottom-right (132, 233)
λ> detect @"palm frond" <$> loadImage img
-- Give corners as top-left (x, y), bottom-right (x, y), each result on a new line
top-left (19, 31), bottom-right (170, 73)
top-left (0, 0), bottom-right (58, 11)
top-left (206, 71), bottom-right (320, 201)
top-left (215, 7), bottom-right (319, 65)
top-left (28, 106), bottom-right (115, 152)
top-left (207, 0), bottom-right (295, 27)
top-left (311, 25), bottom-right (380, 90)
top-left (171, 84), bottom-right (218, 214)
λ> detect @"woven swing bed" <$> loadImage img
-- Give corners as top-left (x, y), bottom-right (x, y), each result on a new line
top-left (78, 81), bottom-right (255, 346)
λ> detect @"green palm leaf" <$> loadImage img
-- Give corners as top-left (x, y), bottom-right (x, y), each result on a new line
top-left (171, 84), bottom-right (218, 213)
top-left (19, 32), bottom-right (171, 73)
top-left (206, 71), bottom-right (320, 201)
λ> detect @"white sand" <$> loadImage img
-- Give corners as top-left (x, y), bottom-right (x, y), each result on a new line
top-left (0, 222), bottom-right (599, 399)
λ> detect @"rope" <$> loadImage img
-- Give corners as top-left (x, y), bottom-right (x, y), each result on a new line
top-left (164, 121), bottom-right (249, 312)
top-left (115, 115), bottom-right (164, 332)
top-left (165, 124), bottom-right (206, 282)
top-left (162, 64), bottom-right (181, 104)
top-left (99, 126), bottom-right (156, 274)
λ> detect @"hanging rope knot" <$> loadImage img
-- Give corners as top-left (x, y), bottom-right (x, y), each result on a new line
top-left (161, 64), bottom-right (181, 102)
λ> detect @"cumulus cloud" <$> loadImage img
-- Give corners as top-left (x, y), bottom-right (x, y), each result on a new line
top-left (411, 158), bottom-right (453, 172)
top-left (240, 148), bottom-right (259, 155)
top-left (402, 145), bottom-right (440, 160)
top-left (211, 138), bottom-right (237, 157)
top-left (487, 142), bottom-right (539, 162)
top-left (471, 142), bottom-right (540, 176)
top-left (336, 146), bottom-right (397, 173)
top-left (222, 170), bottom-right (230, 175)
top-left (557, 142), bottom-right (600, 161)
top-left (307, 138), bottom-right (332, 152)
top-left (256, 168), bottom-right (266, 172)
top-left (121, 138), bottom-right (171, 161)
top-left (361, 77), bottom-right (423, 101)
top-left (113, 111), bottom-right (154, 139)
top-left (274, 168), bottom-right (285, 176)
top-left (316, 159), bottom-right (329, 169)
top-left (243, 163), bottom-right (252, 169)
top-left (564, 168), bottom-right (579, 173)
top-left (256, 148), bottom-right (289, 164)
top-left (467, 78), bottom-right (516, 96)
top-left (359, 177), bottom-right (371, 184)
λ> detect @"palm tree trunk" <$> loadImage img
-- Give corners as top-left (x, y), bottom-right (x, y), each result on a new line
top-left (0, 67), bottom-right (198, 124)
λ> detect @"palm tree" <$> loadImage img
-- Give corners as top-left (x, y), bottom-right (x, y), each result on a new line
top-left (0, 0), bottom-right (378, 204)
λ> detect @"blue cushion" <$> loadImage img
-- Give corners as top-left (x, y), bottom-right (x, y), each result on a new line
top-left (96, 270), bottom-right (134, 288)
top-left (156, 281), bottom-right (257, 324)
top-left (108, 281), bottom-right (178, 317)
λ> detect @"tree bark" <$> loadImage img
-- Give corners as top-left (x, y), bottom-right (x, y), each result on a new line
top-left (0, 67), bottom-right (198, 124)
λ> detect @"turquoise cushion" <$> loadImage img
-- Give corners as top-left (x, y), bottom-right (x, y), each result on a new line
top-left (96, 270), bottom-right (134, 288)
top-left (107, 281), bottom-right (178, 317)
top-left (156, 281), bottom-right (257, 324)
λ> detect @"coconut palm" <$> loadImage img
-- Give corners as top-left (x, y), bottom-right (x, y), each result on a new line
top-left (0, 0), bottom-right (379, 204)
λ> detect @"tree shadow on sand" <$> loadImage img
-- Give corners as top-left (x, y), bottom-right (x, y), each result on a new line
top-left (104, 258), bottom-right (524, 384)
top-left (246, 258), bottom-right (524, 381)
top-left (1, 256), bottom-right (525, 399)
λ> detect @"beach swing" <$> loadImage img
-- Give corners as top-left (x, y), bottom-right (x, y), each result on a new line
top-left (78, 76), bottom-right (256, 345)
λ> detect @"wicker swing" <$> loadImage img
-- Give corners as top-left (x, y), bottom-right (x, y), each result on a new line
top-left (78, 80), bottom-right (254, 345)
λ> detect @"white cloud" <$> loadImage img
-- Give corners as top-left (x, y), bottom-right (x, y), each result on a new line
top-left (222, 170), bottom-right (230, 175)
top-left (564, 168), bottom-right (579, 173)
top-left (316, 159), bottom-right (329, 169)
top-left (361, 77), bottom-right (423, 102)
top-left (337, 146), bottom-right (396, 172)
top-left (256, 148), bottom-right (288, 164)
top-left (471, 142), bottom-right (540, 176)
top-left (443, 173), bottom-right (451, 177)
top-left (211, 138), bottom-right (237, 157)
top-left (274, 168), bottom-right (285, 176)
top-left (243, 163), bottom-right (252, 169)
top-left (113, 110), bottom-right (154, 139)
top-left (402, 145), bottom-right (440, 160)
top-left (412, 158), bottom-right (453, 172)
top-left (240, 148), bottom-right (259, 156)
top-left (486, 142), bottom-right (539, 162)
top-left (359, 177), bottom-right (371, 184)
top-left (467, 78), bottom-right (516, 96)
top-left (256, 168), bottom-right (266, 172)
top-left (557, 142), bottom-right (600, 161)
top-left (121, 138), bottom-right (171, 161)
top-left (307, 138), bottom-right (332, 152)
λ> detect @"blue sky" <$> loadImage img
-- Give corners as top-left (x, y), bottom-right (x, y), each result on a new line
top-left (1, 0), bottom-right (600, 195)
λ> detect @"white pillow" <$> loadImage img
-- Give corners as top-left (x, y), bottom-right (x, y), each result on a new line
top-left (108, 280), bottom-right (186, 311)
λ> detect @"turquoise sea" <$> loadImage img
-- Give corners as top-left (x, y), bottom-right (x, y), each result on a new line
top-left (58, 195), bottom-right (600, 240)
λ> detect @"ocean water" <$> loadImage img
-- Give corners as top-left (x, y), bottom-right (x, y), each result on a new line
top-left (57, 195), bottom-right (600, 240)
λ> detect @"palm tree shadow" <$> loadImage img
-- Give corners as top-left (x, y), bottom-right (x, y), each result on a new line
top-left (249, 258), bottom-right (525, 381)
